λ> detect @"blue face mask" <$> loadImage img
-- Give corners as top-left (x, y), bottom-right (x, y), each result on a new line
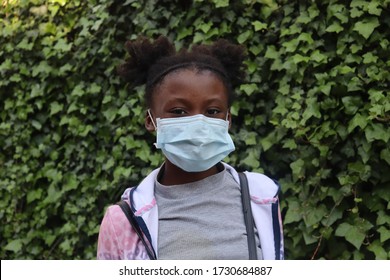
top-left (148, 110), bottom-right (235, 172)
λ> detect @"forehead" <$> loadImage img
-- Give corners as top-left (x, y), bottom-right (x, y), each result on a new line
top-left (151, 68), bottom-right (229, 107)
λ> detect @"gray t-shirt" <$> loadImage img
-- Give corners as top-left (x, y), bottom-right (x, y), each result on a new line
top-left (154, 167), bottom-right (262, 259)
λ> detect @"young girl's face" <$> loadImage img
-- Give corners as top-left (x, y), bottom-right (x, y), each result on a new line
top-left (145, 68), bottom-right (231, 130)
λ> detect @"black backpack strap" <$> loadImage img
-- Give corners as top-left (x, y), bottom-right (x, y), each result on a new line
top-left (117, 200), bottom-right (157, 260)
top-left (239, 172), bottom-right (258, 260)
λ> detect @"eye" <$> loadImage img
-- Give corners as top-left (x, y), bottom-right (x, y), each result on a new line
top-left (206, 108), bottom-right (221, 116)
top-left (170, 108), bottom-right (187, 115)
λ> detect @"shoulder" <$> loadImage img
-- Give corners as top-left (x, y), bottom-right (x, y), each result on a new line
top-left (222, 162), bottom-right (280, 198)
top-left (100, 204), bottom-right (132, 234)
top-left (98, 203), bottom-right (143, 259)
top-left (97, 204), bottom-right (129, 260)
top-left (120, 167), bottom-right (161, 203)
top-left (244, 171), bottom-right (280, 198)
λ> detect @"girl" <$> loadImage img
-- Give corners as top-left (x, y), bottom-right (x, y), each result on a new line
top-left (97, 36), bottom-right (284, 260)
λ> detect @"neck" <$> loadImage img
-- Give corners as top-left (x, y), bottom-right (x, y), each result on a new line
top-left (158, 161), bottom-right (220, 186)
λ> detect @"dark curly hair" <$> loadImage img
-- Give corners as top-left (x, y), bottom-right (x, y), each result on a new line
top-left (117, 35), bottom-right (247, 107)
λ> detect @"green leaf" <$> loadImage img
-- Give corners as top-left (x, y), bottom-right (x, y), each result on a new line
top-left (67, 102), bottom-right (78, 114)
top-left (103, 158), bottom-right (115, 171)
top-left (290, 158), bottom-right (305, 179)
top-left (325, 22), bottom-right (344, 33)
top-left (102, 95), bottom-right (112, 104)
top-left (237, 30), bottom-right (252, 44)
top-left (4, 239), bottom-right (23, 252)
top-left (377, 210), bottom-right (390, 226)
top-left (302, 97), bottom-right (321, 122)
top-left (199, 22), bottom-right (212, 33)
top-left (31, 120), bottom-right (42, 130)
top-left (292, 53), bottom-right (309, 64)
top-left (240, 83), bottom-right (258, 96)
top-left (103, 107), bottom-right (117, 122)
top-left (284, 200), bottom-right (302, 224)
top-left (43, 184), bottom-right (62, 204)
top-left (177, 27), bottom-right (193, 40)
top-left (212, 0), bottom-right (229, 8)
top-left (304, 205), bottom-right (327, 227)
top-left (44, 168), bottom-right (62, 183)
top-left (193, 32), bottom-right (205, 43)
top-left (50, 101), bottom-right (63, 115)
top-left (90, 83), bottom-right (101, 94)
top-left (252, 21), bottom-right (267, 31)
top-left (27, 189), bottom-right (43, 203)
top-left (310, 50), bottom-right (327, 63)
top-left (51, 0), bottom-right (67, 6)
top-left (308, 4), bottom-right (320, 19)
top-left (347, 76), bottom-right (363, 91)
top-left (16, 38), bottom-right (34, 50)
top-left (260, 131), bottom-right (276, 152)
top-left (282, 139), bottom-right (297, 150)
top-left (282, 38), bottom-right (299, 52)
top-left (45, 235), bottom-right (57, 247)
top-left (229, 103), bottom-right (239, 116)
top-left (365, 123), bottom-right (390, 143)
top-left (296, 12), bottom-right (312, 25)
top-left (380, 148), bottom-right (390, 165)
top-left (241, 149), bottom-right (260, 169)
top-left (297, 32), bottom-right (314, 44)
top-left (248, 45), bottom-right (262, 56)
top-left (369, 89), bottom-right (385, 102)
top-left (118, 104), bottom-right (130, 118)
top-left (339, 65), bottom-right (355, 74)
top-left (261, 3), bottom-right (278, 19)
top-left (350, 7), bottom-right (364, 18)
top-left (342, 96), bottom-right (362, 115)
top-left (335, 222), bottom-right (349, 236)
top-left (39, 22), bottom-right (57, 35)
top-left (265, 45), bottom-right (279, 59)
top-left (367, 239), bottom-right (388, 259)
top-left (348, 113), bottom-right (368, 133)
top-left (64, 173), bottom-right (79, 191)
top-left (71, 84), bottom-right (85, 97)
top-left (362, 52), bottom-right (378, 64)
top-left (350, 0), bottom-right (367, 10)
top-left (244, 132), bottom-right (257, 145)
top-left (328, 4), bottom-right (348, 23)
top-left (53, 38), bottom-right (72, 52)
top-left (59, 239), bottom-right (72, 252)
top-left (378, 226), bottom-right (390, 243)
top-left (367, 2), bottom-right (382, 16)
top-left (353, 17), bottom-right (380, 39)
top-left (32, 61), bottom-right (52, 77)
top-left (335, 223), bottom-right (366, 249)
top-left (322, 207), bottom-right (343, 227)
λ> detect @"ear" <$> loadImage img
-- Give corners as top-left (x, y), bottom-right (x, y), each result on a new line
top-left (227, 110), bottom-right (232, 129)
top-left (145, 110), bottom-right (156, 132)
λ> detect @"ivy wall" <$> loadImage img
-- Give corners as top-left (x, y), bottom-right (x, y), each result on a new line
top-left (1, 0), bottom-right (389, 259)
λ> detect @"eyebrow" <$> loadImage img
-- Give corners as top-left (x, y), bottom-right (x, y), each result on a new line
top-left (165, 96), bottom-right (226, 106)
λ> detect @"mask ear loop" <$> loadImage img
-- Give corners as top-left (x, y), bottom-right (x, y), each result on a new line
top-left (226, 110), bottom-right (230, 121)
top-left (147, 109), bottom-right (157, 130)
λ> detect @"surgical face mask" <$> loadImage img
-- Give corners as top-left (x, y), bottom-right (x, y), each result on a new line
top-left (148, 110), bottom-right (235, 172)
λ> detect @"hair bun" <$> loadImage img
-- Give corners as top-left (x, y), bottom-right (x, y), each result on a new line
top-left (117, 36), bottom-right (176, 86)
top-left (209, 39), bottom-right (247, 87)
top-left (190, 39), bottom-right (247, 87)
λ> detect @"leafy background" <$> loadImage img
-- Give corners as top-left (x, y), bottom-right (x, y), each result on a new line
top-left (1, 0), bottom-right (389, 260)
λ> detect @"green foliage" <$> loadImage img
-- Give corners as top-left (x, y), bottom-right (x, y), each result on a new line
top-left (1, 0), bottom-right (389, 259)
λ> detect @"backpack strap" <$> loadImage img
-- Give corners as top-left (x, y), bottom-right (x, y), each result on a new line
top-left (117, 200), bottom-right (157, 260)
top-left (239, 172), bottom-right (258, 260)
